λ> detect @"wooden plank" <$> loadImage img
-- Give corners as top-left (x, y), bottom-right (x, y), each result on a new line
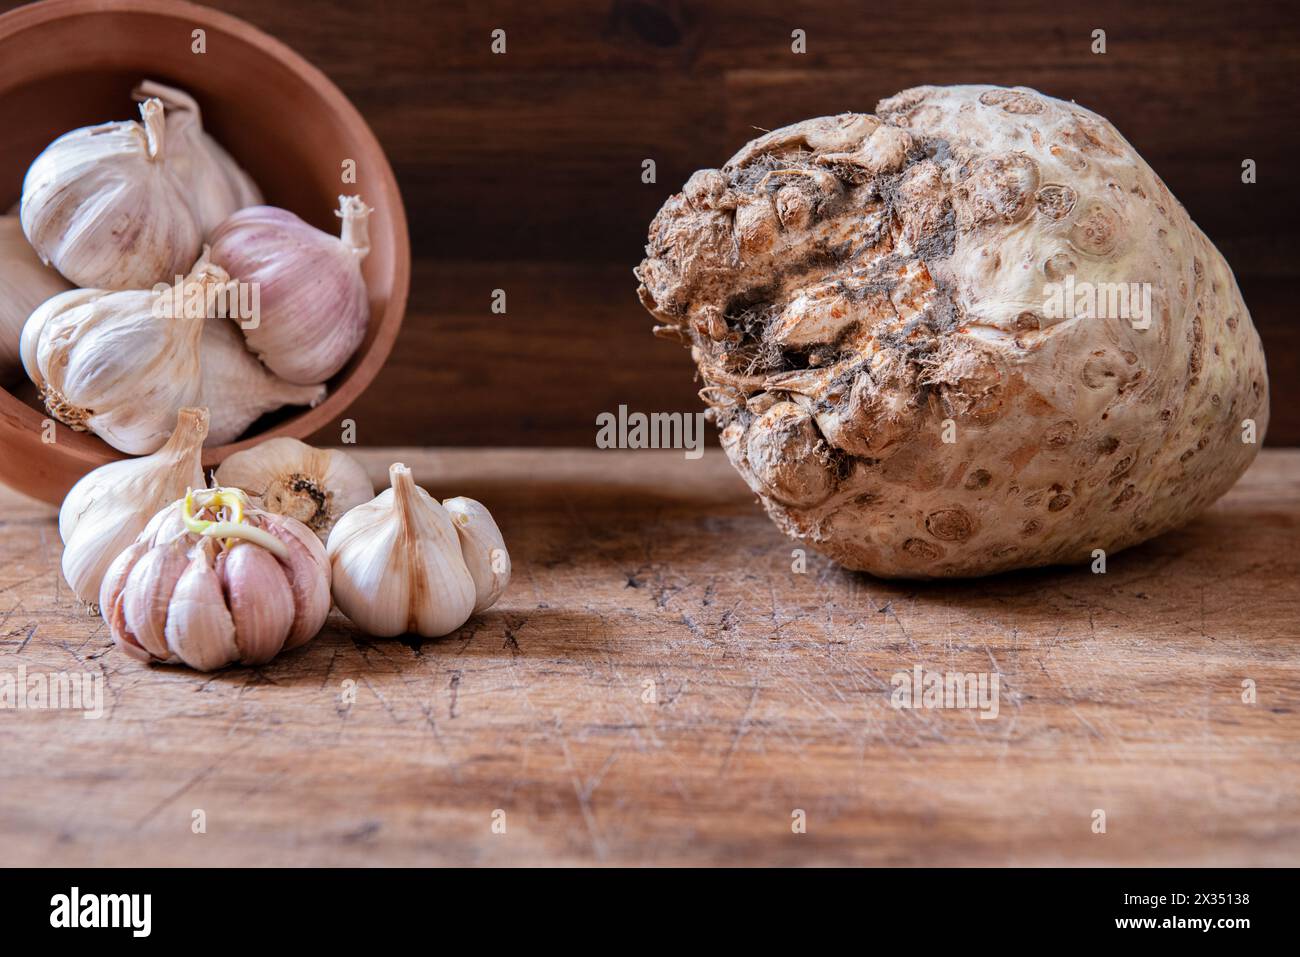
top-left (0, 448), bottom-right (1296, 865)
top-left (364, 70), bottom-right (730, 263)
top-left (191, 1), bottom-right (1300, 77)
top-left (168, 0), bottom-right (1300, 263)
top-left (1, 0), bottom-right (1294, 442)
top-left (307, 261), bottom-right (706, 448)
top-left (311, 261), bottom-right (1300, 448)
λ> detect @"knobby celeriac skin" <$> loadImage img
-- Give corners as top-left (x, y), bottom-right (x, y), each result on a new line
top-left (636, 84), bottom-right (1269, 578)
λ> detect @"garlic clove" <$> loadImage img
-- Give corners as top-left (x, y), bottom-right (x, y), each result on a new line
top-left (209, 196), bottom-right (373, 384)
top-left (122, 539), bottom-right (189, 661)
top-left (21, 98), bottom-right (202, 290)
top-left (199, 321), bottom-right (327, 446)
top-left (259, 515), bottom-right (332, 650)
top-left (214, 437), bottom-right (372, 541)
top-left (140, 497), bottom-right (189, 545)
top-left (99, 540), bottom-right (153, 664)
top-left (20, 288), bottom-right (98, 393)
top-left (327, 463), bottom-right (477, 639)
top-left (58, 407), bottom-right (208, 604)
top-left (328, 515), bottom-right (411, 637)
top-left (133, 80), bottom-right (263, 237)
top-left (164, 540), bottom-right (240, 671)
top-left (218, 542), bottom-right (295, 664)
top-left (442, 497), bottom-right (511, 614)
top-left (403, 499), bottom-right (478, 638)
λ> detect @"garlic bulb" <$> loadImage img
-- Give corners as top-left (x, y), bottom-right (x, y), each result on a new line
top-left (442, 497), bottom-right (511, 613)
top-left (134, 80), bottom-right (262, 237)
top-left (100, 487), bottom-right (331, 671)
top-left (0, 214), bottom-right (71, 381)
top-left (21, 249), bottom-right (229, 454)
top-left (210, 196), bottom-right (373, 384)
top-left (200, 320), bottom-right (326, 446)
top-left (214, 437), bottom-right (372, 541)
top-left (326, 463), bottom-right (477, 638)
top-left (59, 408), bottom-right (209, 606)
top-left (21, 98), bottom-right (202, 290)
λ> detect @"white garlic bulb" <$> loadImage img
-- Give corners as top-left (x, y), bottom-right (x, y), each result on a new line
top-left (134, 80), bottom-right (262, 237)
top-left (21, 249), bottom-right (230, 454)
top-left (200, 320), bottom-right (326, 446)
top-left (326, 463), bottom-right (479, 638)
top-left (210, 196), bottom-right (373, 384)
top-left (442, 497), bottom-right (511, 613)
top-left (214, 437), bottom-right (372, 541)
top-left (0, 214), bottom-right (70, 381)
top-left (100, 487), bottom-right (332, 671)
top-left (59, 407), bottom-right (209, 605)
top-left (20, 98), bottom-right (202, 290)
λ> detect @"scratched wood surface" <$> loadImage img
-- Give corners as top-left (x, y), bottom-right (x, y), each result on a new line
top-left (0, 448), bottom-right (1297, 866)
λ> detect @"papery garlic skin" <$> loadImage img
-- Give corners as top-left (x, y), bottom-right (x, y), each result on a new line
top-left (21, 249), bottom-right (228, 454)
top-left (215, 437), bottom-right (373, 541)
top-left (327, 463), bottom-right (476, 638)
top-left (134, 80), bottom-right (262, 237)
top-left (21, 98), bottom-right (202, 290)
top-left (442, 497), bottom-right (511, 613)
top-left (101, 487), bottom-right (331, 671)
top-left (0, 215), bottom-right (71, 380)
top-left (199, 321), bottom-right (326, 446)
top-left (209, 196), bottom-right (373, 384)
top-left (59, 407), bottom-right (209, 605)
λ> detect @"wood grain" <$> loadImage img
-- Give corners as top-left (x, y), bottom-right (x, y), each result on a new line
top-left (294, 0), bottom-right (1293, 445)
top-left (1, 0), bottom-right (1295, 445)
top-left (1, 448), bottom-right (1296, 866)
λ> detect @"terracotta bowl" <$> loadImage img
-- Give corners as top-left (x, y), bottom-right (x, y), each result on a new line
top-left (0, 0), bottom-right (409, 504)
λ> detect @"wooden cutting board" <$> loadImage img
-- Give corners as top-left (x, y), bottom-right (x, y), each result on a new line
top-left (0, 448), bottom-right (1296, 865)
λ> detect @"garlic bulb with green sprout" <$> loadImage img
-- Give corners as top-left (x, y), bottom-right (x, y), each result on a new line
top-left (326, 463), bottom-right (482, 638)
top-left (21, 248), bottom-right (229, 454)
top-left (133, 80), bottom-right (262, 237)
top-left (210, 196), bottom-right (373, 384)
top-left (21, 98), bottom-right (202, 290)
top-left (0, 214), bottom-right (70, 382)
top-left (100, 487), bottom-right (331, 671)
top-left (59, 408), bottom-right (209, 606)
top-left (214, 437), bottom-right (372, 541)
top-left (199, 321), bottom-right (326, 446)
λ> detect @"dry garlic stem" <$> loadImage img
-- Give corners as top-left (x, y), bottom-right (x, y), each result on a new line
top-left (59, 408), bottom-right (209, 605)
top-left (214, 437), bottom-right (372, 540)
top-left (636, 84), bottom-right (1269, 578)
top-left (326, 463), bottom-right (478, 638)
top-left (133, 80), bottom-right (262, 237)
top-left (100, 486), bottom-right (331, 671)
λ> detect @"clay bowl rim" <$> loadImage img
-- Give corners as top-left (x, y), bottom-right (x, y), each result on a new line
top-left (0, 0), bottom-right (411, 505)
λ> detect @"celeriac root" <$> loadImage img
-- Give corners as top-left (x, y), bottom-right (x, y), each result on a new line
top-left (636, 85), bottom-right (1269, 577)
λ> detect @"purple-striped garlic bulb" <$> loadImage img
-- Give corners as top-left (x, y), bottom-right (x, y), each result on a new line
top-left (209, 196), bottom-right (373, 384)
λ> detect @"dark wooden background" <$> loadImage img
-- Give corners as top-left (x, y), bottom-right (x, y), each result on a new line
top-left (18, 0), bottom-right (1300, 445)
